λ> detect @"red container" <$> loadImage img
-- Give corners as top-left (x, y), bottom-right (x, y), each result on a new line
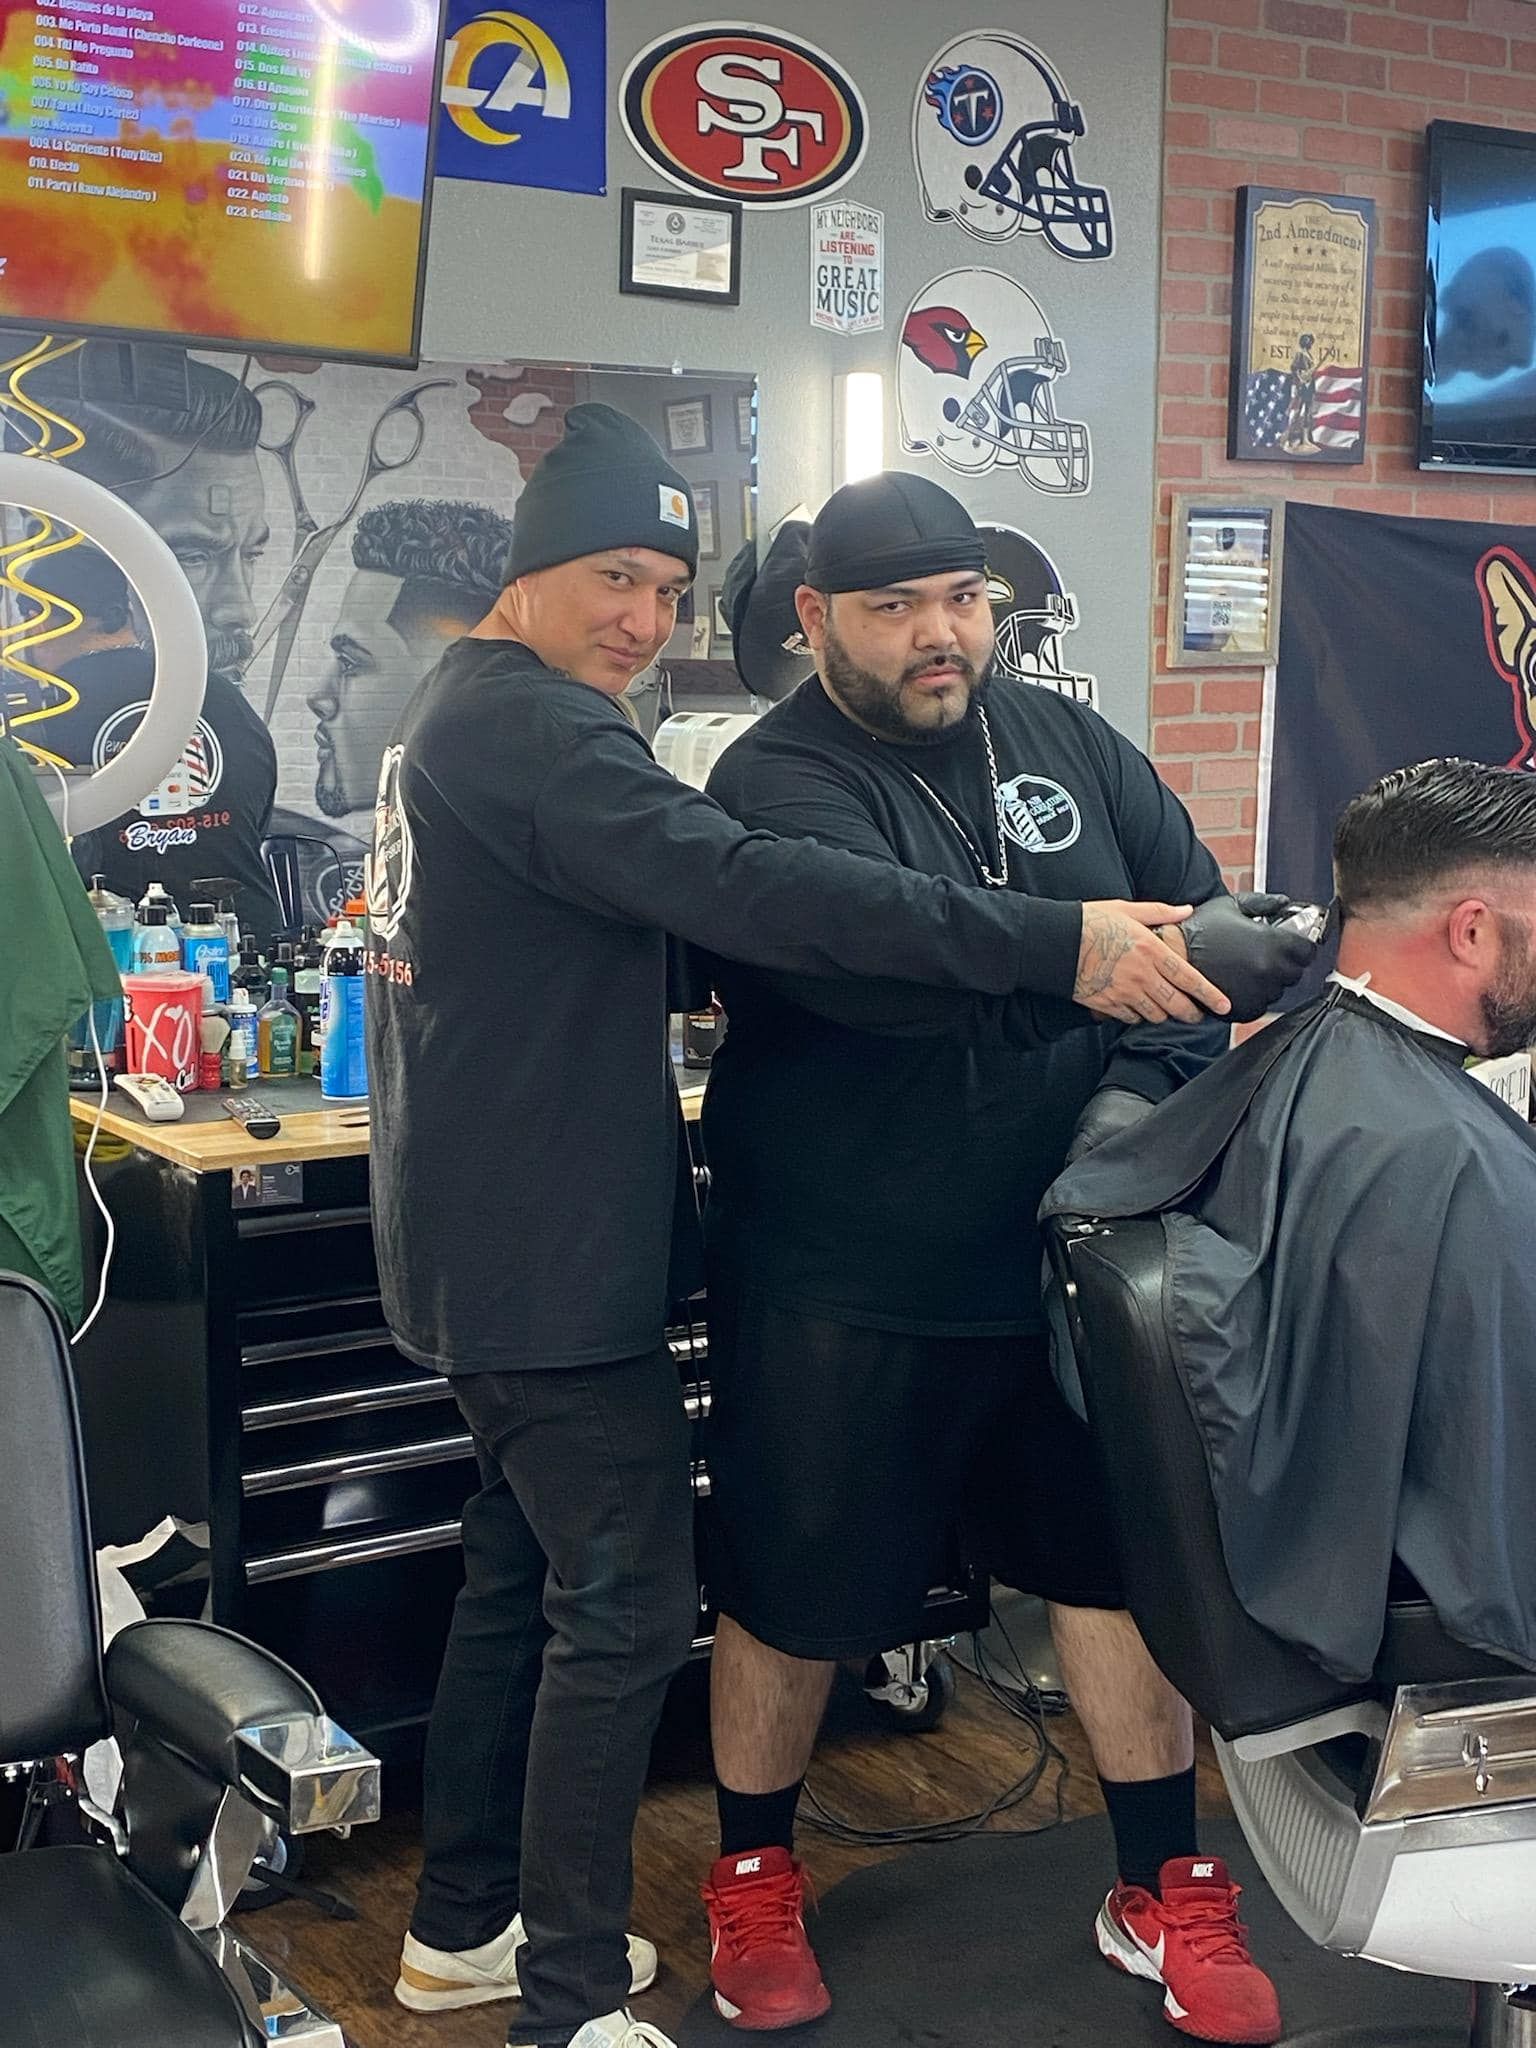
top-left (122, 971), bottom-right (204, 1092)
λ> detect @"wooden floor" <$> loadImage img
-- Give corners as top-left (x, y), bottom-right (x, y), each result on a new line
top-left (251, 1660), bottom-right (1231, 2046)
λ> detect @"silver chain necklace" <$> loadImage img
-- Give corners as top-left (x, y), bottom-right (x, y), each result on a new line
top-left (889, 702), bottom-right (1011, 889)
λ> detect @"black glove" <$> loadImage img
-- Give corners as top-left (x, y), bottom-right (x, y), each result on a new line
top-left (1179, 892), bottom-right (1318, 1023)
top-left (1065, 1085), bottom-right (1156, 1166)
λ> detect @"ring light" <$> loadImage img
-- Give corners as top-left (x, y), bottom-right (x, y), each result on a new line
top-left (0, 454), bottom-right (207, 836)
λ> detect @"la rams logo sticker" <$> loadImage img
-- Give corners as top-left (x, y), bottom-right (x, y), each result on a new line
top-left (620, 24), bottom-right (868, 208)
top-left (442, 11), bottom-right (570, 147)
top-left (1000, 774), bottom-right (1081, 854)
top-left (436, 4), bottom-right (606, 196)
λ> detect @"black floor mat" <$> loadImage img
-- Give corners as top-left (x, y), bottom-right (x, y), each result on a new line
top-left (678, 1816), bottom-right (1471, 2047)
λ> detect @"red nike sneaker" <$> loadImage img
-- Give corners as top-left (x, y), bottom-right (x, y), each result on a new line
top-left (1096, 1855), bottom-right (1282, 2045)
top-left (702, 1847), bottom-right (831, 2031)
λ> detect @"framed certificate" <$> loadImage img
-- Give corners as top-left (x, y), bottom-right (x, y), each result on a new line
top-left (1167, 495), bottom-right (1285, 669)
top-left (620, 188), bottom-right (742, 307)
top-left (695, 480), bottom-right (719, 560)
top-left (664, 395), bottom-right (712, 456)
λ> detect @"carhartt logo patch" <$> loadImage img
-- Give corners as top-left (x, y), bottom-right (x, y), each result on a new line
top-left (660, 485), bottom-right (691, 528)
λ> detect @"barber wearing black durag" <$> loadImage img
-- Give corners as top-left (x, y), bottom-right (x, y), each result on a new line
top-left (698, 474), bottom-right (1316, 2046)
top-left (368, 410), bottom-right (1266, 2048)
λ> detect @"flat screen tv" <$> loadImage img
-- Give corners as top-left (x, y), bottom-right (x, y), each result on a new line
top-left (1421, 118), bottom-right (1536, 473)
top-left (0, 1), bottom-right (447, 366)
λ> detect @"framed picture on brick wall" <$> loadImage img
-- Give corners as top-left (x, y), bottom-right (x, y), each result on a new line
top-left (1167, 494), bottom-right (1284, 670)
top-left (1228, 186), bottom-right (1376, 465)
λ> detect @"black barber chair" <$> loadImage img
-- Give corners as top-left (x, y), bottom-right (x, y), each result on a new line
top-left (1048, 1215), bottom-right (1536, 2048)
top-left (0, 1269), bottom-right (380, 2045)
top-left (261, 832), bottom-right (352, 931)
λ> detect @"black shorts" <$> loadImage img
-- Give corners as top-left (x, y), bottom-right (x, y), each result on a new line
top-left (703, 1291), bottom-right (1125, 1661)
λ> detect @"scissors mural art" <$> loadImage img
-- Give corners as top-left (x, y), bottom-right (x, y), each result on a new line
top-left (0, 336), bottom-right (541, 920)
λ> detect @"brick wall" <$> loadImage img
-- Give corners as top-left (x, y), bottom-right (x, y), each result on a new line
top-left (1154, 0), bottom-right (1536, 884)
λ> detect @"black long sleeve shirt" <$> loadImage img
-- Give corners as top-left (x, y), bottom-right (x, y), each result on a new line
top-left (702, 675), bottom-right (1227, 1335)
top-left (367, 640), bottom-right (1116, 1374)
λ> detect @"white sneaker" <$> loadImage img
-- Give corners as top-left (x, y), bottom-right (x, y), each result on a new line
top-left (511, 2013), bottom-right (676, 2048)
top-left (394, 1915), bottom-right (658, 2012)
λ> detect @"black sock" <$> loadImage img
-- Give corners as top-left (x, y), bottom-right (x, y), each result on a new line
top-left (716, 1779), bottom-right (803, 1858)
top-left (1099, 1766), bottom-right (1198, 1896)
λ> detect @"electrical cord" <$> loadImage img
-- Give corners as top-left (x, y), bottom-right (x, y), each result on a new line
top-left (36, 752), bottom-right (117, 1345)
top-left (798, 1603), bottom-right (1071, 1850)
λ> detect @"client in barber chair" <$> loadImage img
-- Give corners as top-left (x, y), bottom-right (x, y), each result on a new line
top-left (1044, 756), bottom-right (1536, 1708)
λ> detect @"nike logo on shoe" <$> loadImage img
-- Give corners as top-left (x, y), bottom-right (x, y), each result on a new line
top-left (1192, 1863), bottom-right (1215, 1879)
top-left (733, 1857), bottom-right (761, 1877)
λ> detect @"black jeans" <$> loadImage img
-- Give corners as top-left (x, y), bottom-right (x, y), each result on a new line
top-left (410, 1350), bottom-right (698, 2046)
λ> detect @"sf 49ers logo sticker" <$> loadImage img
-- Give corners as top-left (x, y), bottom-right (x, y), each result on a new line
top-left (620, 23), bottom-right (868, 208)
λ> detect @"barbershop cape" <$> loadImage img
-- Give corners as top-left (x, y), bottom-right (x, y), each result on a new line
top-left (0, 737), bottom-right (122, 1330)
top-left (1041, 985), bottom-right (1536, 1685)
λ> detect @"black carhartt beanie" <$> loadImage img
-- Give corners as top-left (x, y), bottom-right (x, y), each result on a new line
top-left (504, 403), bottom-right (699, 580)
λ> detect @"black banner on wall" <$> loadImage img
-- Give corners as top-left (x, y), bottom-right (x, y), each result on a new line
top-left (1261, 499), bottom-right (1536, 903)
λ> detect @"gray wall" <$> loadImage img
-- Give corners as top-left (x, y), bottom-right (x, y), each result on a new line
top-left (421, 0), bottom-right (1166, 737)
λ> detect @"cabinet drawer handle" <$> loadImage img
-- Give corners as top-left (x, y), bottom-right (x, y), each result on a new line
top-left (243, 1432), bottom-right (474, 1496)
top-left (245, 1519), bottom-right (464, 1585)
top-left (243, 1376), bottom-right (455, 1432)
top-left (241, 1328), bottom-right (395, 1370)
top-left (237, 1205), bottom-right (371, 1240)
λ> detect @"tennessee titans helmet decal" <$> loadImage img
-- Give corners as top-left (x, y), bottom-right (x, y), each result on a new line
top-left (925, 65), bottom-right (1003, 147)
top-left (914, 31), bottom-right (1114, 260)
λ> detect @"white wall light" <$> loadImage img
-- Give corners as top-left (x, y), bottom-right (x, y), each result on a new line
top-left (834, 371), bottom-right (885, 488)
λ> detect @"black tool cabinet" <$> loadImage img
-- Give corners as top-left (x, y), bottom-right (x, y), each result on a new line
top-left (71, 1121), bottom-right (983, 1756)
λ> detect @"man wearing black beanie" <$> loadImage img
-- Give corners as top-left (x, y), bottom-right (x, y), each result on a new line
top-left (367, 413), bottom-right (1275, 2048)
top-left (698, 473), bottom-right (1310, 2045)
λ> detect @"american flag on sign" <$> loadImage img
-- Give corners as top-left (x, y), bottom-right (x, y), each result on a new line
top-left (1243, 369), bottom-right (1294, 450)
top-left (1311, 365), bottom-right (1364, 450)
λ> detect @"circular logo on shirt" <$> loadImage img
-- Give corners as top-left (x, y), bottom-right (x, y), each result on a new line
top-left (366, 744), bottom-right (415, 941)
top-left (94, 701), bottom-right (224, 818)
top-left (999, 774), bottom-right (1081, 854)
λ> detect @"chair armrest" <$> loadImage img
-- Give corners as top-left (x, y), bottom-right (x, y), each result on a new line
top-left (107, 1618), bottom-right (321, 1780)
top-left (105, 1619), bottom-right (380, 1831)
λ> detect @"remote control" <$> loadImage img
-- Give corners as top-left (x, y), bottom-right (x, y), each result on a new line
top-left (113, 1073), bottom-right (186, 1122)
top-left (223, 1096), bottom-right (282, 1140)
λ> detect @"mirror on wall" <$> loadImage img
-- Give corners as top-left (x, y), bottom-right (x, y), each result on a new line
top-left (0, 337), bottom-right (757, 913)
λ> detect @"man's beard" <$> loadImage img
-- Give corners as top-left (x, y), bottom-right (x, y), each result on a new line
top-left (821, 619), bottom-right (987, 746)
top-left (206, 627), bottom-right (255, 688)
top-left (1480, 910), bottom-right (1536, 1057)
top-left (314, 765), bottom-right (353, 819)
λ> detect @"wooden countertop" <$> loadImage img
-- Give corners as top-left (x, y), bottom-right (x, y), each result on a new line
top-left (71, 1072), bottom-right (706, 1173)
